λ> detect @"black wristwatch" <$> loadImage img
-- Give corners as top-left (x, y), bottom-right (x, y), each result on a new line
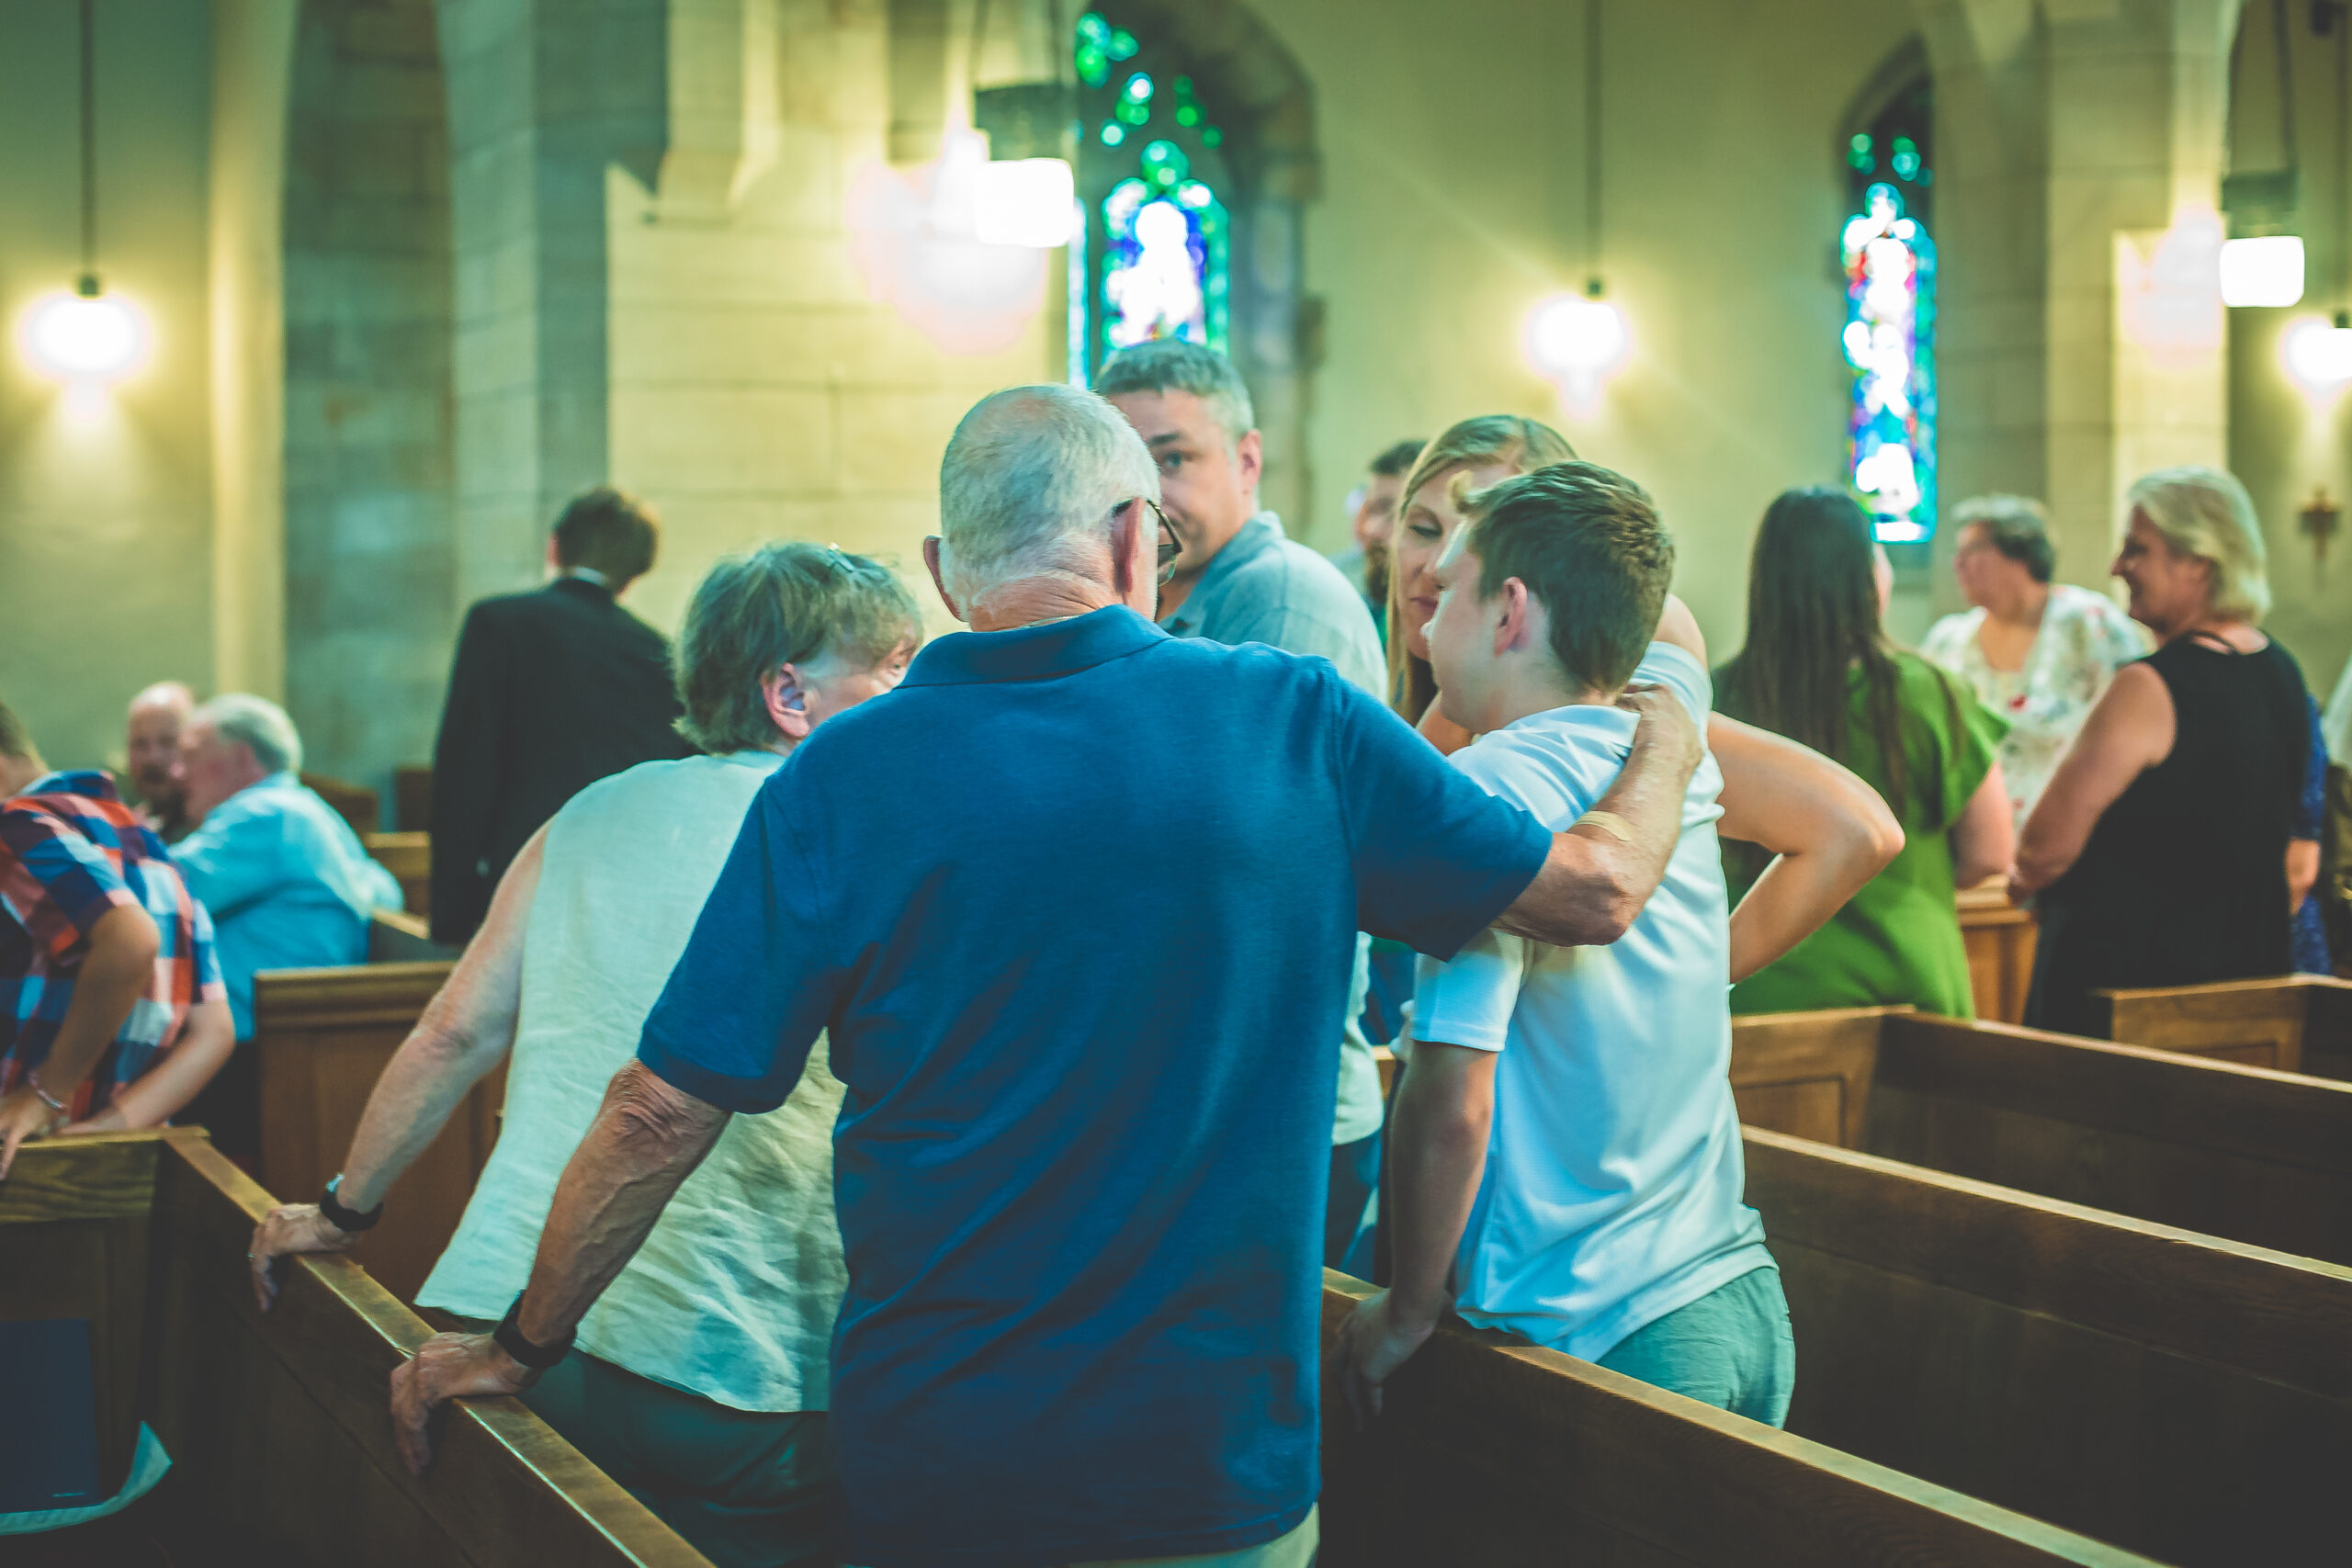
top-left (319, 1175), bottom-right (384, 1233)
top-left (493, 1292), bottom-right (574, 1371)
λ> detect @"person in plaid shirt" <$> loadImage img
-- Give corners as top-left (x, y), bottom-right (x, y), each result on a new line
top-left (0, 700), bottom-right (233, 1176)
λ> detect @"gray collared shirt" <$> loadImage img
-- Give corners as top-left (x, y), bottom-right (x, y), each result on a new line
top-left (1159, 513), bottom-right (1385, 698)
top-left (1159, 512), bottom-right (1389, 1146)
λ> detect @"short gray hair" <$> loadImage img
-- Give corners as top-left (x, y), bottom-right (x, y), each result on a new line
top-left (938, 385), bottom-right (1159, 607)
top-left (1093, 339), bottom-right (1256, 450)
top-left (196, 694), bottom-right (303, 775)
top-left (2127, 466), bottom-right (2272, 622)
top-left (1951, 494), bottom-right (2055, 583)
top-left (674, 542), bottom-right (924, 754)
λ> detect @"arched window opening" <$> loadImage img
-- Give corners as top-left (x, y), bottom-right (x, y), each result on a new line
top-left (1069, 11), bottom-right (1233, 384)
top-left (1842, 76), bottom-right (1937, 544)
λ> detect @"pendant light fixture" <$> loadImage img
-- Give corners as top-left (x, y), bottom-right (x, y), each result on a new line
top-left (2285, 1), bottom-right (2352, 386)
top-left (1527, 0), bottom-right (1631, 389)
top-left (21, 0), bottom-right (148, 384)
top-left (2221, 0), bottom-right (2308, 307)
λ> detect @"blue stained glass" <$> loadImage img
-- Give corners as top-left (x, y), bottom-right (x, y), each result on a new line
top-left (1843, 183), bottom-right (1937, 542)
top-left (1102, 180), bottom-right (1227, 355)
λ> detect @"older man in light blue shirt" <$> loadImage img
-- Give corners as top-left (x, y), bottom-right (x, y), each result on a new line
top-left (172, 694), bottom-right (400, 1159)
top-left (1100, 340), bottom-right (1387, 1274)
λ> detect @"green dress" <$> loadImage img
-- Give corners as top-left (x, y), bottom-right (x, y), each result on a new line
top-left (1720, 651), bottom-right (2007, 1018)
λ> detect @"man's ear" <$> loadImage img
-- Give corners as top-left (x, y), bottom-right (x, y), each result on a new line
top-left (761, 665), bottom-right (814, 740)
top-left (1236, 428), bottom-right (1264, 501)
top-left (923, 536), bottom-right (967, 624)
top-left (1111, 498), bottom-right (1153, 610)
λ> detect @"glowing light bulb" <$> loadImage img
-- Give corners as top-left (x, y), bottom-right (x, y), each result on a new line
top-left (22, 288), bottom-right (148, 381)
top-left (1525, 288), bottom-right (1631, 383)
top-left (2283, 312), bottom-right (2352, 389)
top-left (2219, 235), bottom-right (2305, 308)
top-left (975, 157), bottom-right (1076, 248)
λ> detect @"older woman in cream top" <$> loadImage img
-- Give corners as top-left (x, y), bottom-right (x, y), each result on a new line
top-left (1923, 495), bottom-right (2145, 829)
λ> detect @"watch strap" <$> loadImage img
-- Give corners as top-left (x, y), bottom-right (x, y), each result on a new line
top-left (493, 1293), bottom-right (574, 1371)
top-left (319, 1175), bottom-right (384, 1233)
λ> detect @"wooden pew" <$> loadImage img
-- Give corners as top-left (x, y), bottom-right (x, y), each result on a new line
top-left (1731, 1006), bottom-right (2352, 1266)
top-left (0, 1130), bottom-right (704, 1564)
top-left (1319, 1268), bottom-right (2157, 1567)
top-left (363, 829), bottom-right (432, 922)
top-left (393, 763), bottom-right (434, 832)
top-left (1958, 882), bottom-right (2037, 1024)
top-left (253, 962), bottom-right (494, 1302)
top-left (1744, 1126), bottom-right (2351, 1567)
top-left (301, 771), bottom-right (380, 837)
top-left (2090, 973), bottom-right (2352, 1080)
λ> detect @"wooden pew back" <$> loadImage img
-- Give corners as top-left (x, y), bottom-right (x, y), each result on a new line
top-left (1725, 1005), bottom-right (1883, 1147)
top-left (2094, 974), bottom-right (2352, 1080)
top-left (254, 963), bottom-right (492, 1302)
top-left (1867, 1011), bottom-right (2352, 1265)
top-left (1319, 1269), bottom-right (2154, 1567)
top-left (1746, 1126), bottom-right (2352, 1567)
top-left (363, 830), bottom-right (432, 922)
top-left (0, 1130), bottom-right (706, 1564)
top-left (1957, 883), bottom-right (2037, 1024)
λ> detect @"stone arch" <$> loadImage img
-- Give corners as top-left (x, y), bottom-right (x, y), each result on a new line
top-left (1088, 0), bottom-right (1319, 527)
top-left (280, 0), bottom-right (458, 809)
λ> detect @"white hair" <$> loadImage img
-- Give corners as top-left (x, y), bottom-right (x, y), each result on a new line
top-left (938, 384), bottom-right (1159, 609)
top-left (194, 693), bottom-right (304, 776)
top-left (2126, 466), bottom-right (2272, 623)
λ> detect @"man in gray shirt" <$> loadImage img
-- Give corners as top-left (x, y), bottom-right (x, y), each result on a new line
top-left (1098, 340), bottom-right (1387, 1273)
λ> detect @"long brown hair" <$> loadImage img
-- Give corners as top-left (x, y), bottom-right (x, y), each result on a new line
top-left (1715, 487), bottom-right (1957, 820)
top-left (1385, 416), bottom-right (1578, 721)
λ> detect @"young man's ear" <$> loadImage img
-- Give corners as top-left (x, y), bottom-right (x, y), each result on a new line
top-left (761, 665), bottom-right (814, 740)
top-left (1492, 577), bottom-right (1532, 657)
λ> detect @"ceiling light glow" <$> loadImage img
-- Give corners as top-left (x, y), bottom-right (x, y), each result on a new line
top-left (22, 288), bottom-right (147, 381)
top-left (1525, 289), bottom-right (1631, 383)
top-left (2219, 235), bottom-right (2305, 308)
top-left (2284, 312), bottom-right (2352, 389)
top-left (975, 157), bottom-right (1077, 248)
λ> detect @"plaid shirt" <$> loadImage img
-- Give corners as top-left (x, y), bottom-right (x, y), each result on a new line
top-left (0, 771), bottom-right (225, 1119)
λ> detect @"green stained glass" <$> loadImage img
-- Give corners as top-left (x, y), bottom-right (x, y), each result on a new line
top-left (1850, 133), bottom-right (1871, 152)
top-left (1109, 28), bottom-right (1137, 60)
top-left (1140, 139), bottom-right (1187, 188)
top-left (1201, 126), bottom-right (1222, 148)
top-left (1075, 12), bottom-right (1111, 88)
top-left (1176, 105), bottom-right (1199, 127)
top-left (1100, 121), bottom-right (1125, 146)
top-left (1116, 98), bottom-right (1149, 126)
top-left (1124, 73), bottom-right (1153, 101)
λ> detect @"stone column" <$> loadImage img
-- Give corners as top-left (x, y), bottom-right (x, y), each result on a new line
top-left (1917, 0), bottom-right (2241, 602)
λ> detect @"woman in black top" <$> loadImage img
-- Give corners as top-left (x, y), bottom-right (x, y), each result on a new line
top-left (2012, 467), bottom-right (2312, 1037)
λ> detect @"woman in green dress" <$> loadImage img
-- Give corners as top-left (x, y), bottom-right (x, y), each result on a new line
top-left (1715, 488), bottom-right (2013, 1016)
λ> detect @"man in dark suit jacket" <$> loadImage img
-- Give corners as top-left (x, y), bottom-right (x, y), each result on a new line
top-left (428, 487), bottom-right (693, 944)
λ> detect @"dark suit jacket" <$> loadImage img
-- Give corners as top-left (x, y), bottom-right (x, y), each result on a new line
top-left (428, 577), bottom-right (692, 943)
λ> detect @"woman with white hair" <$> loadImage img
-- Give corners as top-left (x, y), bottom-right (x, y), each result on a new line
top-left (2011, 467), bottom-right (2316, 1036)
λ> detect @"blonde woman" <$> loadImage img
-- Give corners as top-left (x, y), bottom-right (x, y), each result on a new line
top-left (1385, 416), bottom-right (1577, 736)
top-left (2013, 468), bottom-right (2315, 1035)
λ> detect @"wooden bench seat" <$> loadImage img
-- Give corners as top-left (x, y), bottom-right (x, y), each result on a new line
top-left (2090, 974), bottom-right (2352, 1079)
top-left (1731, 1006), bottom-right (2352, 1267)
top-left (0, 1131), bottom-right (705, 1565)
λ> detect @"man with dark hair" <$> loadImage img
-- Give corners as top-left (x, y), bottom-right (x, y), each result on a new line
top-left (1331, 437), bottom-right (1425, 619)
top-left (429, 486), bottom-right (691, 944)
top-left (1339, 461), bottom-right (1896, 1428)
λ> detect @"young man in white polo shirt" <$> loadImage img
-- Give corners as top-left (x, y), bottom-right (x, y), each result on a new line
top-left (1338, 461), bottom-right (1871, 1424)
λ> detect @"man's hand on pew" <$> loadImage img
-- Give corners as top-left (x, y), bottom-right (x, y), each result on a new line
top-left (390, 1331), bottom-right (531, 1475)
top-left (247, 1203), bottom-right (362, 1312)
top-left (0, 1083), bottom-right (66, 1180)
top-left (1336, 1290), bottom-right (1435, 1427)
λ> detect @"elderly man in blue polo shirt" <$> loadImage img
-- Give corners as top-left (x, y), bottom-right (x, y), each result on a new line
top-left (1096, 339), bottom-right (1393, 1273)
top-left (386, 384), bottom-right (1704, 1568)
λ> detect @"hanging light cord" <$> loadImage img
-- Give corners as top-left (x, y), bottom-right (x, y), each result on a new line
top-left (1585, 0), bottom-right (1603, 288)
top-left (77, 0), bottom-right (97, 294)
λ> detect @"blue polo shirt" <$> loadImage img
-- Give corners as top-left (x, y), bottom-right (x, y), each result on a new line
top-left (639, 606), bottom-right (1549, 1568)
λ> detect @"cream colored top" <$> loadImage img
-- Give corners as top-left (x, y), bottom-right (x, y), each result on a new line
top-left (416, 752), bottom-right (846, 1412)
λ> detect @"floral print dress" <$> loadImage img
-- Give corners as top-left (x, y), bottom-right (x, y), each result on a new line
top-left (1923, 583), bottom-right (2148, 829)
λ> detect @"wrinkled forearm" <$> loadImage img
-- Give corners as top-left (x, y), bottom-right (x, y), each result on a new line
top-left (337, 1023), bottom-right (507, 1212)
top-left (514, 1062), bottom-right (729, 1346)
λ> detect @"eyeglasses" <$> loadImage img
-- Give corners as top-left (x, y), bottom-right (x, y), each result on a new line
top-left (1131, 498), bottom-right (1181, 585)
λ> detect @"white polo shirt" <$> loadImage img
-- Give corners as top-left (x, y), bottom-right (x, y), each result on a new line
top-left (1413, 643), bottom-right (1773, 1361)
top-left (418, 751), bottom-right (846, 1413)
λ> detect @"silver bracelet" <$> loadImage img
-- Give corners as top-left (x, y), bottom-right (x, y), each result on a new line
top-left (26, 1072), bottom-right (69, 1116)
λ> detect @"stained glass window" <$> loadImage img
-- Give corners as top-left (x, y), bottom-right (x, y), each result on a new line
top-left (1842, 81), bottom-right (1936, 543)
top-left (1070, 12), bottom-right (1232, 384)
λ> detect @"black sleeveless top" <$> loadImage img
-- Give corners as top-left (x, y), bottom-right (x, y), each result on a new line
top-left (2025, 636), bottom-right (2310, 1038)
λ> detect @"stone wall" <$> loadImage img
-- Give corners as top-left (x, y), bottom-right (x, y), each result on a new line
top-left (282, 0), bottom-right (456, 807)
